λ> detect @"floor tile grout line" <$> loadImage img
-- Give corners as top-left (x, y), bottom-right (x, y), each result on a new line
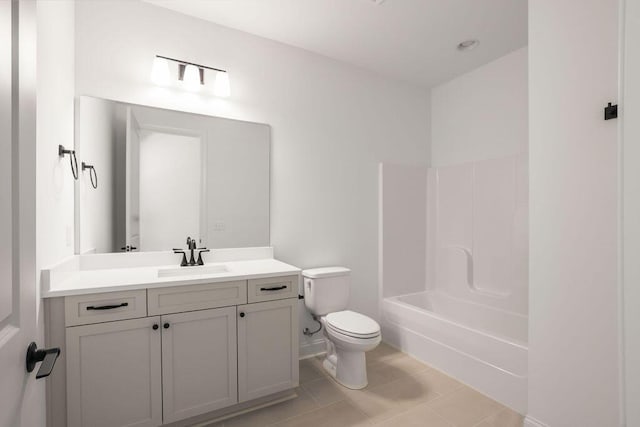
top-left (426, 392), bottom-right (507, 427)
top-left (431, 408), bottom-right (458, 427)
top-left (301, 381), bottom-right (326, 407)
top-left (268, 399), bottom-right (374, 427)
top-left (259, 388), bottom-right (326, 427)
top-left (348, 385), bottom-right (445, 425)
top-left (367, 400), bottom-right (455, 427)
top-left (469, 407), bottom-right (512, 427)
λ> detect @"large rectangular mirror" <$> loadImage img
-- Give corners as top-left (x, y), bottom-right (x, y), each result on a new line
top-left (75, 96), bottom-right (270, 254)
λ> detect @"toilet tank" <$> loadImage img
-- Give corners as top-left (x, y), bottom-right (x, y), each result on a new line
top-left (302, 267), bottom-right (351, 316)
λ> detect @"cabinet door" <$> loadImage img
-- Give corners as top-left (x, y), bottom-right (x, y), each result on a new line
top-left (66, 317), bottom-right (162, 427)
top-left (161, 306), bottom-right (238, 423)
top-left (238, 298), bottom-right (299, 402)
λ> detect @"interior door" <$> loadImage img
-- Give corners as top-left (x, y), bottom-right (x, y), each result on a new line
top-left (138, 129), bottom-right (201, 251)
top-left (0, 2), bottom-right (42, 426)
top-left (623, 0), bottom-right (640, 424)
top-left (125, 107), bottom-right (141, 250)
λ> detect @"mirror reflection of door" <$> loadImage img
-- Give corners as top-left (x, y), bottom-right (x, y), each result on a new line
top-left (125, 107), bottom-right (141, 250)
top-left (138, 128), bottom-right (202, 252)
top-left (77, 97), bottom-right (270, 254)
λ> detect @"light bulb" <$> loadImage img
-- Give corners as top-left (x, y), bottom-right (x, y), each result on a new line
top-left (150, 56), bottom-right (170, 86)
top-left (183, 64), bottom-right (202, 91)
top-left (213, 71), bottom-right (230, 97)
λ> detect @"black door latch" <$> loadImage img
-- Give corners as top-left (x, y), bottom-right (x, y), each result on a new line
top-left (26, 342), bottom-right (60, 379)
top-left (604, 102), bottom-right (618, 120)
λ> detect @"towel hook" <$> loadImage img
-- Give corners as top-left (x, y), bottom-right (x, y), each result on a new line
top-left (81, 162), bottom-right (98, 189)
top-left (58, 145), bottom-right (78, 180)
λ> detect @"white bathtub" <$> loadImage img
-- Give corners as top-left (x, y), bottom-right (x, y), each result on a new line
top-left (382, 291), bottom-right (527, 413)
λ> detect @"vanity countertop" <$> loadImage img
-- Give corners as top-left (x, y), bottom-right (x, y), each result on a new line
top-left (42, 247), bottom-right (301, 298)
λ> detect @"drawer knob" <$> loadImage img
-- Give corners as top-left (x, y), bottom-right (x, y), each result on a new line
top-left (239, 312), bottom-right (245, 318)
top-left (163, 323), bottom-right (170, 329)
top-left (152, 324), bottom-right (159, 330)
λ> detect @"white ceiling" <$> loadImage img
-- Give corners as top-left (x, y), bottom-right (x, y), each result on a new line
top-left (143, 0), bottom-right (527, 88)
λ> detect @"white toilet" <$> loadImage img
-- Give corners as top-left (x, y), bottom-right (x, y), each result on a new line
top-left (302, 267), bottom-right (381, 389)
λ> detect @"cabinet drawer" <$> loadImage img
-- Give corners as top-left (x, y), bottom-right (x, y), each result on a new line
top-left (64, 290), bottom-right (147, 327)
top-left (247, 275), bottom-right (299, 303)
top-left (148, 280), bottom-right (247, 315)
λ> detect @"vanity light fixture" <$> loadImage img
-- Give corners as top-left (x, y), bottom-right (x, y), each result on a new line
top-left (181, 64), bottom-right (202, 91)
top-left (151, 55), bottom-right (231, 97)
top-left (150, 56), bottom-right (171, 85)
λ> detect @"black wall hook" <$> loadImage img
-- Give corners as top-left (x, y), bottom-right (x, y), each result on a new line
top-left (82, 162), bottom-right (98, 189)
top-left (58, 145), bottom-right (78, 180)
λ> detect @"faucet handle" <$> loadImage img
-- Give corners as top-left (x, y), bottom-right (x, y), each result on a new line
top-left (173, 249), bottom-right (188, 267)
top-left (196, 248), bottom-right (210, 266)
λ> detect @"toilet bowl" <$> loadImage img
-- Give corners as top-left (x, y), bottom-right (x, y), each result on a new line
top-left (302, 267), bottom-right (381, 390)
top-left (320, 310), bottom-right (381, 389)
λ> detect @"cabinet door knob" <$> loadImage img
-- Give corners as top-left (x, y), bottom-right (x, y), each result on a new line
top-left (152, 324), bottom-right (159, 330)
top-left (163, 323), bottom-right (170, 329)
top-left (239, 312), bottom-right (245, 318)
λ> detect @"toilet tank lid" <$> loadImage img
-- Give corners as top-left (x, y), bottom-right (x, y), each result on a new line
top-left (302, 267), bottom-right (351, 278)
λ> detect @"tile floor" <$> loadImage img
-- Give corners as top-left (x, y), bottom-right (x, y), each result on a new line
top-left (210, 343), bottom-right (523, 427)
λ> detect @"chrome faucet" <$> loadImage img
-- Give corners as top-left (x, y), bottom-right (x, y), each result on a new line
top-left (173, 237), bottom-right (210, 267)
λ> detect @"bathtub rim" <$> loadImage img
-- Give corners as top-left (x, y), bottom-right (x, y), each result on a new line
top-left (387, 290), bottom-right (529, 349)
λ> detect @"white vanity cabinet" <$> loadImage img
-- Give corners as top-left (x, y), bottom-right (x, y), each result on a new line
top-left (238, 298), bottom-right (298, 402)
top-left (161, 306), bottom-right (238, 423)
top-left (66, 317), bottom-right (163, 427)
top-left (62, 275), bottom-right (299, 427)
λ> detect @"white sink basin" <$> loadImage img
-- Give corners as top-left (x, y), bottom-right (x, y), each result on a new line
top-left (157, 264), bottom-right (229, 278)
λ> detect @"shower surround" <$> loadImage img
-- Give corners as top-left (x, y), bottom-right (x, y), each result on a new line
top-left (379, 154), bottom-right (528, 413)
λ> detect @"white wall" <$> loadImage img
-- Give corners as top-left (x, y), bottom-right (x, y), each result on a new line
top-left (379, 163), bottom-right (427, 299)
top-left (37, 2), bottom-right (75, 270)
top-left (74, 0), bottom-right (430, 352)
top-left (622, 0), bottom-right (640, 424)
top-left (36, 1), bottom-right (75, 425)
top-left (77, 96), bottom-right (116, 254)
top-left (431, 47), bottom-right (528, 167)
top-left (528, 1), bottom-right (620, 426)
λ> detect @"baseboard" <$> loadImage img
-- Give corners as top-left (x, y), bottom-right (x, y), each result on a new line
top-left (299, 338), bottom-right (326, 359)
top-left (524, 415), bottom-right (549, 427)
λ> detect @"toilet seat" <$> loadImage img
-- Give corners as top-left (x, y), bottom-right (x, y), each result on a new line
top-left (325, 310), bottom-right (380, 339)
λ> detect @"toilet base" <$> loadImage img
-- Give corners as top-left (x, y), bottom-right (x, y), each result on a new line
top-left (321, 338), bottom-right (371, 390)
